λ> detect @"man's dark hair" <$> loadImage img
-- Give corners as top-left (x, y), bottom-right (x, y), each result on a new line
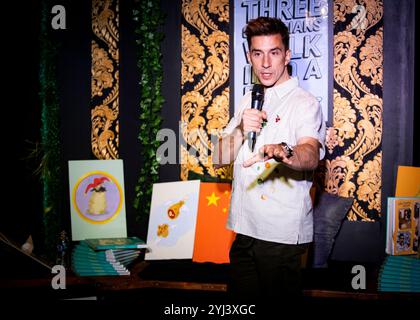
top-left (245, 17), bottom-right (289, 50)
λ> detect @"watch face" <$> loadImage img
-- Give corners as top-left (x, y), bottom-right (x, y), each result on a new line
top-left (281, 143), bottom-right (293, 158)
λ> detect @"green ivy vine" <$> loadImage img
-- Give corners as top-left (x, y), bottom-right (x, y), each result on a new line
top-left (39, 0), bottom-right (64, 260)
top-left (132, 0), bottom-right (165, 218)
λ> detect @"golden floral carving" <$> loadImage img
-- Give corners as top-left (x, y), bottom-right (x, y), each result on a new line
top-left (334, 31), bottom-right (370, 100)
top-left (206, 87), bottom-right (229, 133)
top-left (181, 26), bottom-right (205, 87)
top-left (325, 127), bottom-right (339, 154)
top-left (91, 87), bottom-right (119, 160)
top-left (181, 92), bottom-right (212, 173)
top-left (182, 0), bottom-right (218, 36)
top-left (328, 0), bottom-right (383, 221)
top-left (92, 0), bottom-right (119, 60)
top-left (349, 4), bottom-right (368, 33)
top-left (356, 152), bottom-right (382, 212)
top-left (333, 0), bottom-right (357, 23)
top-left (91, 0), bottom-right (119, 160)
top-left (334, 0), bottom-right (382, 35)
top-left (333, 89), bottom-right (357, 144)
top-left (181, 91), bottom-right (208, 128)
top-left (359, 0), bottom-right (383, 33)
top-left (194, 30), bottom-right (229, 97)
top-left (348, 201), bottom-right (375, 222)
top-left (359, 27), bottom-right (383, 86)
top-left (325, 156), bottom-right (356, 197)
top-left (215, 164), bottom-right (233, 181)
top-left (208, 0), bottom-right (229, 23)
top-left (92, 41), bottom-right (114, 97)
top-left (181, 0), bottom-right (229, 179)
top-left (180, 145), bottom-right (204, 181)
top-left (346, 94), bottom-right (382, 164)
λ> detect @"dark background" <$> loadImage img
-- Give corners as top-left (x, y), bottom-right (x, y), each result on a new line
top-left (1, 0), bottom-right (417, 268)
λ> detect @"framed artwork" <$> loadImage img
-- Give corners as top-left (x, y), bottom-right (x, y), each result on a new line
top-left (145, 180), bottom-right (200, 260)
top-left (68, 160), bottom-right (127, 241)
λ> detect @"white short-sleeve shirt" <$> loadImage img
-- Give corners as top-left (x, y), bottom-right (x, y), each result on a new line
top-left (225, 77), bottom-right (326, 244)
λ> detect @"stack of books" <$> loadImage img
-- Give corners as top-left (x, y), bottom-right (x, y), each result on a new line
top-left (72, 237), bottom-right (147, 276)
top-left (378, 255), bottom-right (420, 292)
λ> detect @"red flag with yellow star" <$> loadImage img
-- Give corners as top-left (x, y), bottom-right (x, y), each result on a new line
top-left (192, 182), bottom-right (235, 263)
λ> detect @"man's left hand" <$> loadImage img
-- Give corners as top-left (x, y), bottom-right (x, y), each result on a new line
top-left (243, 144), bottom-right (291, 168)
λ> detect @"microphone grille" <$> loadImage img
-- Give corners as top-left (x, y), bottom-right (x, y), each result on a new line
top-left (252, 84), bottom-right (264, 100)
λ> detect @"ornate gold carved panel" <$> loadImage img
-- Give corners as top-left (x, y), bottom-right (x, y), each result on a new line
top-left (181, 0), bottom-right (231, 180)
top-left (91, 0), bottom-right (119, 159)
top-left (325, 0), bottom-right (383, 221)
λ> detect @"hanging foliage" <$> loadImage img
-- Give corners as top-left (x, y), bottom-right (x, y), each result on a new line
top-left (132, 0), bottom-right (165, 218)
top-left (39, 0), bottom-right (64, 260)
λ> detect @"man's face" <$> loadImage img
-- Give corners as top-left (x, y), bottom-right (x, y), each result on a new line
top-left (247, 34), bottom-right (291, 88)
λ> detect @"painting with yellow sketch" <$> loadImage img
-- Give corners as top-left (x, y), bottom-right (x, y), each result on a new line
top-left (145, 180), bottom-right (200, 260)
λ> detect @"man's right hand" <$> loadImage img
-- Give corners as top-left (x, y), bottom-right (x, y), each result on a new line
top-left (240, 109), bottom-right (267, 135)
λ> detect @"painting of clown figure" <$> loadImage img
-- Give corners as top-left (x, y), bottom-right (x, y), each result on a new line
top-left (69, 160), bottom-right (127, 241)
top-left (85, 176), bottom-right (110, 215)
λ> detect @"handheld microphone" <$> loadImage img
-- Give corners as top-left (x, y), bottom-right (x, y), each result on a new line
top-left (248, 84), bottom-right (264, 152)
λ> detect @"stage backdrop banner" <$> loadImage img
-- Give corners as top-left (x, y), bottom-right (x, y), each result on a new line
top-left (233, 0), bottom-right (330, 121)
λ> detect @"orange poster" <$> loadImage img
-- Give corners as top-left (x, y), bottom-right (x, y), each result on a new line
top-left (193, 183), bottom-right (235, 264)
top-left (395, 166), bottom-right (420, 197)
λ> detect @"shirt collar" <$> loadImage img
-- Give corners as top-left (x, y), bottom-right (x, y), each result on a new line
top-left (265, 77), bottom-right (298, 100)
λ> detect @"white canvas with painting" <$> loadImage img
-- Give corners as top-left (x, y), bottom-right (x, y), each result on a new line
top-left (145, 180), bottom-right (201, 260)
top-left (68, 160), bottom-right (127, 241)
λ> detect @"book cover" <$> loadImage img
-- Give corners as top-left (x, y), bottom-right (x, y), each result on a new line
top-left (381, 269), bottom-right (420, 279)
top-left (379, 272), bottom-right (420, 284)
top-left (386, 197), bottom-right (420, 255)
top-left (72, 253), bottom-right (124, 269)
top-left (383, 256), bottom-right (420, 266)
top-left (85, 237), bottom-right (147, 250)
top-left (192, 182), bottom-right (236, 264)
top-left (75, 272), bottom-right (130, 277)
top-left (379, 269), bottom-right (420, 279)
top-left (381, 259), bottom-right (420, 268)
top-left (72, 248), bottom-right (139, 264)
top-left (72, 244), bottom-right (139, 268)
top-left (72, 261), bottom-right (129, 274)
top-left (113, 255), bottom-right (139, 267)
top-left (68, 160), bottom-right (127, 241)
top-left (387, 255), bottom-right (420, 262)
top-left (73, 268), bottom-right (130, 276)
top-left (73, 254), bottom-right (138, 264)
top-left (76, 241), bottom-right (140, 257)
top-left (379, 284), bottom-right (420, 292)
top-left (73, 246), bottom-right (139, 258)
top-left (71, 260), bottom-right (127, 271)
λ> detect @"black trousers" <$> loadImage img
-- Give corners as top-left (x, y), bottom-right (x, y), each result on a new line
top-left (229, 233), bottom-right (309, 300)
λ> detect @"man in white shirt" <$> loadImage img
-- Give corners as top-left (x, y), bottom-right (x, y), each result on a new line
top-left (214, 17), bottom-right (326, 299)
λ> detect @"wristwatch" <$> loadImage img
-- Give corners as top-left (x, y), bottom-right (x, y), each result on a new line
top-left (280, 142), bottom-right (294, 158)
